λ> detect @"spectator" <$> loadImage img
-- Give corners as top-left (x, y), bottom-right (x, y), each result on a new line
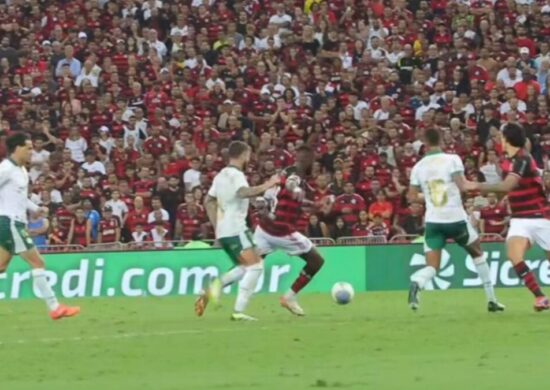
top-left (83, 199), bottom-right (100, 244)
top-left (333, 182), bottom-right (366, 226)
top-left (28, 209), bottom-right (49, 249)
top-left (331, 217), bottom-right (351, 240)
top-left (183, 157), bottom-right (202, 191)
top-left (151, 221), bottom-right (172, 249)
top-left (369, 191), bottom-right (394, 224)
top-left (480, 149), bottom-right (503, 184)
top-left (30, 137), bottom-right (50, 182)
top-left (367, 214), bottom-right (390, 239)
top-left (351, 210), bottom-right (370, 237)
top-left (175, 192), bottom-right (207, 241)
top-left (306, 214), bottom-right (329, 238)
top-left (480, 193), bottom-right (509, 237)
top-left (105, 190), bottom-right (129, 225)
top-left (55, 45), bottom-right (81, 78)
top-left (98, 126), bottom-right (116, 155)
top-left (81, 151), bottom-right (106, 176)
top-left (398, 202), bottom-right (425, 236)
top-left (70, 207), bottom-right (91, 247)
top-left (65, 126), bottom-right (88, 163)
top-left (147, 196), bottom-right (169, 224)
top-left (131, 224), bottom-right (150, 248)
top-left (98, 206), bottom-right (121, 244)
top-left (48, 217), bottom-right (69, 246)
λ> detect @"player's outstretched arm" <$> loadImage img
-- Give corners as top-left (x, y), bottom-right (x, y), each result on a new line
top-left (236, 175), bottom-right (280, 198)
top-left (204, 195), bottom-right (218, 229)
top-left (464, 174), bottom-right (520, 194)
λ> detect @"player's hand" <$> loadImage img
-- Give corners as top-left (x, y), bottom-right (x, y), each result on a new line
top-left (266, 174), bottom-right (281, 188)
top-left (464, 181), bottom-right (479, 191)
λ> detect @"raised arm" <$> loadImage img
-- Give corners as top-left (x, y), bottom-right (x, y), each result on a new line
top-left (236, 175), bottom-right (280, 198)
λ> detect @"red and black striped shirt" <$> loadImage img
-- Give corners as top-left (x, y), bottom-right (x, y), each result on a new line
top-left (503, 151), bottom-right (549, 219)
top-left (259, 167), bottom-right (312, 237)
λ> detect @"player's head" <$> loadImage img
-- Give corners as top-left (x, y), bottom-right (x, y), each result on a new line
top-left (295, 144), bottom-right (314, 173)
top-left (228, 141), bottom-right (251, 168)
top-left (6, 132), bottom-right (32, 164)
top-left (502, 123), bottom-right (526, 155)
top-left (423, 128), bottom-right (441, 148)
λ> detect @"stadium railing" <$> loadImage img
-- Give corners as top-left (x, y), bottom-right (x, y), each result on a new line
top-left (336, 236), bottom-right (388, 245)
top-left (310, 238), bottom-right (337, 246)
top-left (40, 234), bottom-right (506, 253)
top-left (87, 242), bottom-right (127, 252)
top-left (389, 234), bottom-right (421, 243)
top-left (479, 233), bottom-right (504, 242)
top-left (38, 244), bottom-right (86, 253)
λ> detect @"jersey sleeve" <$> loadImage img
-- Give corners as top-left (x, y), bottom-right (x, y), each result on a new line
top-left (510, 156), bottom-right (530, 178)
top-left (207, 176), bottom-right (218, 198)
top-left (26, 198), bottom-right (40, 213)
top-left (409, 164), bottom-right (421, 189)
top-left (450, 155), bottom-right (465, 177)
top-left (233, 171), bottom-right (249, 190)
top-left (0, 163), bottom-right (10, 188)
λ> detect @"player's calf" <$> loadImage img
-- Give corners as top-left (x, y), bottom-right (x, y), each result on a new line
top-left (281, 249), bottom-right (324, 316)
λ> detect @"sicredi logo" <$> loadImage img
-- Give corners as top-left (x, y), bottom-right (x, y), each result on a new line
top-left (410, 250), bottom-right (455, 290)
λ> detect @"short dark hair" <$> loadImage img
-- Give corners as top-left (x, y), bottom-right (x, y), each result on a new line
top-left (296, 144), bottom-right (313, 154)
top-left (424, 128), bottom-right (441, 147)
top-left (6, 132), bottom-right (29, 154)
top-left (502, 123), bottom-right (526, 148)
top-left (228, 141), bottom-right (250, 159)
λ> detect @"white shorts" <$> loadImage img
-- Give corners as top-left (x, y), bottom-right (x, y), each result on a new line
top-left (254, 225), bottom-right (314, 256)
top-left (507, 218), bottom-right (550, 251)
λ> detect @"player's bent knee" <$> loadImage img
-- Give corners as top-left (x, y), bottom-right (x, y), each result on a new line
top-left (240, 248), bottom-right (262, 266)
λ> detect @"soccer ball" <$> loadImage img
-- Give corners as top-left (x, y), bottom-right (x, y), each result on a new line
top-left (331, 282), bottom-right (355, 305)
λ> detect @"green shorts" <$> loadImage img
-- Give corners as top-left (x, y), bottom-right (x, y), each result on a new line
top-left (0, 216), bottom-right (35, 255)
top-left (424, 220), bottom-right (478, 253)
top-left (218, 230), bottom-right (255, 264)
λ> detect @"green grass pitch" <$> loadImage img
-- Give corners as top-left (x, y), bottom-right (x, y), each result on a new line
top-left (0, 289), bottom-right (547, 390)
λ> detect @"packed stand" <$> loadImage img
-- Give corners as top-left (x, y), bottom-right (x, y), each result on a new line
top-left (1, 0), bottom-right (550, 249)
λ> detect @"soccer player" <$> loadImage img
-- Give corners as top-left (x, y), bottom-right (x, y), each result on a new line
top-left (0, 133), bottom-right (80, 320)
top-left (196, 141), bottom-right (279, 321)
top-left (408, 129), bottom-right (504, 312)
top-left (254, 145), bottom-right (329, 316)
top-left (464, 123), bottom-right (550, 311)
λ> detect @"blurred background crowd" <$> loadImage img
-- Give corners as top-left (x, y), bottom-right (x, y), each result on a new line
top-left (1, 0), bottom-right (550, 249)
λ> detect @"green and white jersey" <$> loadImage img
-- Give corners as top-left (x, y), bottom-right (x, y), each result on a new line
top-left (410, 151), bottom-right (468, 224)
top-left (0, 158), bottom-right (39, 224)
top-left (208, 166), bottom-right (249, 239)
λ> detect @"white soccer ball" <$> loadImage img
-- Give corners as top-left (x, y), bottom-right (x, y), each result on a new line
top-left (331, 282), bottom-right (355, 305)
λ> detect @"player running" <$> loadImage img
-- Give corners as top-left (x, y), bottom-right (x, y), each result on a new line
top-left (196, 141), bottom-right (279, 321)
top-left (465, 123), bottom-right (550, 311)
top-left (408, 129), bottom-right (504, 312)
top-left (254, 145), bottom-right (329, 316)
top-left (0, 133), bottom-right (80, 320)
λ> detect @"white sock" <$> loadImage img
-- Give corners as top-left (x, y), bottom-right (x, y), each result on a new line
top-left (473, 254), bottom-right (497, 303)
top-left (234, 262), bottom-right (263, 313)
top-left (32, 268), bottom-right (60, 312)
top-left (411, 266), bottom-right (436, 289)
top-left (284, 290), bottom-right (297, 300)
top-left (220, 266), bottom-right (245, 287)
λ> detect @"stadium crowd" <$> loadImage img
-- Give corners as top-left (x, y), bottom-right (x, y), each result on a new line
top-left (1, 0), bottom-right (550, 248)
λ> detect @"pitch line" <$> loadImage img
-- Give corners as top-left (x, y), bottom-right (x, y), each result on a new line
top-left (0, 320), bottom-right (355, 346)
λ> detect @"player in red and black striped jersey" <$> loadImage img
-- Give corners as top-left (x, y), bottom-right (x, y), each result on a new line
top-left (254, 145), bottom-right (332, 316)
top-left (98, 207), bottom-right (121, 244)
top-left (466, 123), bottom-right (550, 311)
